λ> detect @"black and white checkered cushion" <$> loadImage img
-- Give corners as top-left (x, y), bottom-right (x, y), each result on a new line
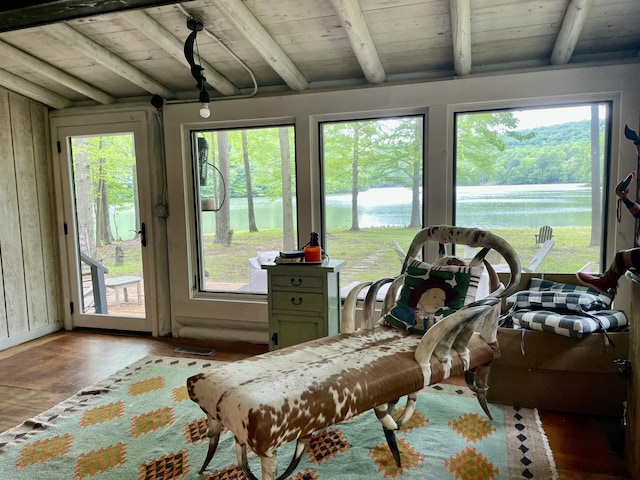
top-left (512, 309), bottom-right (628, 338)
top-left (506, 278), bottom-right (612, 314)
top-left (505, 278), bottom-right (626, 337)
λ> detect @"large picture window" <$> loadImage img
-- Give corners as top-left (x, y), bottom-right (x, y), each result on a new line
top-left (191, 125), bottom-right (297, 293)
top-left (320, 115), bottom-right (424, 290)
top-left (454, 103), bottom-right (611, 273)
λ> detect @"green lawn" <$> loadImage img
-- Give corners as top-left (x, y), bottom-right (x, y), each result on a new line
top-left (96, 225), bottom-right (600, 287)
top-left (197, 226), bottom-right (600, 286)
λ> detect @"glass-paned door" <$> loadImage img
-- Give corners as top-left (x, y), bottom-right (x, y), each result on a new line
top-left (57, 123), bottom-right (153, 332)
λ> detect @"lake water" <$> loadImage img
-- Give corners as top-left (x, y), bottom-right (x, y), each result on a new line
top-left (219, 183), bottom-right (596, 231)
top-left (455, 183), bottom-right (595, 229)
top-left (114, 183), bottom-right (597, 237)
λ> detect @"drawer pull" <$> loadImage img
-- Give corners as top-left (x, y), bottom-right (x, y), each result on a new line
top-left (290, 277), bottom-right (303, 286)
top-left (290, 297), bottom-right (303, 305)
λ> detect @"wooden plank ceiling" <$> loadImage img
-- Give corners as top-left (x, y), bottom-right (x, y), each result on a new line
top-left (0, 0), bottom-right (638, 110)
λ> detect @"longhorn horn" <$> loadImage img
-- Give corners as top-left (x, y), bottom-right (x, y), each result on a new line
top-left (275, 438), bottom-right (309, 480)
top-left (465, 367), bottom-right (493, 420)
top-left (624, 124), bottom-right (640, 145)
top-left (384, 427), bottom-right (402, 467)
top-left (414, 304), bottom-right (495, 372)
top-left (198, 421), bottom-right (223, 473)
top-left (341, 281), bottom-right (372, 333)
top-left (237, 443), bottom-right (261, 480)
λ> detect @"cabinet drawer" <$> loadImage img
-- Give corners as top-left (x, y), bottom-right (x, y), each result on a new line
top-left (270, 274), bottom-right (324, 290)
top-left (271, 291), bottom-right (325, 313)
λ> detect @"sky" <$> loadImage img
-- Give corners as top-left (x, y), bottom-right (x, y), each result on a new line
top-left (514, 105), bottom-right (600, 130)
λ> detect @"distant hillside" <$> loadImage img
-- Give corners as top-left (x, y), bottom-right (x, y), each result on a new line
top-left (505, 119), bottom-right (606, 148)
top-left (466, 119), bottom-right (607, 186)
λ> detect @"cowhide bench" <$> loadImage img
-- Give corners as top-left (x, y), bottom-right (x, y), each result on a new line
top-left (187, 226), bottom-right (521, 480)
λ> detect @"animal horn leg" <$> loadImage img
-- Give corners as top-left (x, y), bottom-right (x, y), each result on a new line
top-left (275, 437), bottom-right (309, 480)
top-left (396, 392), bottom-right (418, 427)
top-left (198, 421), bottom-right (222, 473)
top-left (236, 443), bottom-right (261, 480)
top-left (465, 366), bottom-right (493, 420)
top-left (383, 427), bottom-right (402, 468)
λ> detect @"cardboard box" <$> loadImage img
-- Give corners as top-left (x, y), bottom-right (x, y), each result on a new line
top-left (488, 327), bottom-right (629, 416)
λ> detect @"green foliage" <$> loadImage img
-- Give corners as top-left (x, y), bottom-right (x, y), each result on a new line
top-left (455, 112), bottom-right (517, 184)
top-left (457, 119), bottom-right (606, 186)
top-left (321, 117), bottom-right (423, 194)
top-left (200, 126), bottom-right (296, 201)
top-left (73, 134), bottom-right (136, 210)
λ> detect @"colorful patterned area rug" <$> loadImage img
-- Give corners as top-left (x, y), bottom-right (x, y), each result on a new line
top-left (0, 355), bottom-right (557, 479)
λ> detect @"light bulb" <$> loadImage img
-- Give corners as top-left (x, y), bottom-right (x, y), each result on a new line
top-left (198, 87), bottom-right (211, 118)
top-left (199, 102), bottom-right (210, 118)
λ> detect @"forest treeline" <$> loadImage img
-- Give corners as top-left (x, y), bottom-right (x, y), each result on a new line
top-left (220, 117), bottom-right (606, 198)
top-left (463, 119), bottom-right (606, 187)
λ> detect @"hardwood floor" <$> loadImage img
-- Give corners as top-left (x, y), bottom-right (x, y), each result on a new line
top-left (0, 330), bottom-right (631, 479)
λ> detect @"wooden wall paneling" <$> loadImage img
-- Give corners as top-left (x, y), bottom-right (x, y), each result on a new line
top-left (31, 102), bottom-right (62, 327)
top-left (0, 90), bottom-right (29, 335)
top-left (9, 92), bottom-right (48, 331)
top-left (0, 92), bottom-right (7, 339)
top-left (0, 250), bottom-right (5, 339)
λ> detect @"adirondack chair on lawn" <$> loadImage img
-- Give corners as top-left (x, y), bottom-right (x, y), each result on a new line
top-left (535, 226), bottom-right (553, 246)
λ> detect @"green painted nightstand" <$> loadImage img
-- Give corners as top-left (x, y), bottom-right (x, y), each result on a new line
top-left (263, 259), bottom-right (345, 350)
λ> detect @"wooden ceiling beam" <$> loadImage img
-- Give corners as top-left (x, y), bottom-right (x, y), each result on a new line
top-left (329, 0), bottom-right (385, 84)
top-left (0, 69), bottom-right (72, 109)
top-left (450, 0), bottom-right (472, 76)
top-left (121, 10), bottom-right (239, 96)
top-left (0, 0), bottom-right (177, 33)
top-left (0, 40), bottom-right (115, 104)
top-left (550, 0), bottom-right (590, 65)
top-left (213, 0), bottom-right (308, 91)
top-left (41, 22), bottom-right (176, 99)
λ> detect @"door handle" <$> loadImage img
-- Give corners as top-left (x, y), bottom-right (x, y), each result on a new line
top-left (138, 223), bottom-right (147, 247)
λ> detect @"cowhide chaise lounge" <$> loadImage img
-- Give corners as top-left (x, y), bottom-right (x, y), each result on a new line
top-left (187, 225), bottom-right (521, 479)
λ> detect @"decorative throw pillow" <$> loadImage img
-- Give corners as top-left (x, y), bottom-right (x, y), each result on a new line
top-left (506, 278), bottom-right (613, 313)
top-left (383, 257), bottom-right (483, 334)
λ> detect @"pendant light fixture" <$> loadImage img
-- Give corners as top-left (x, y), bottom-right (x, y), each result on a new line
top-left (184, 17), bottom-right (210, 118)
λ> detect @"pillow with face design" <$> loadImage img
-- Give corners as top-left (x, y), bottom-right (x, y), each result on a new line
top-left (382, 257), bottom-right (484, 334)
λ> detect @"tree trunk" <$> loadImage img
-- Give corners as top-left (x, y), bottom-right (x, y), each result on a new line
top-left (410, 121), bottom-right (422, 228)
top-left (215, 131), bottom-right (232, 246)
top-left (74, 137), bottom-right (95, 256)
top-left (279, 127), bottom-right (295, 250)
top-left (350, 124), bottom-right (360, 232)
top-left (95, 173), bottom-right (113, 245)
top-left (242, 131), bottom-right (258, 232)
top-left (95, 142), bottom-right (113, 245)
top-left (589, 104), bottom-right (601, 246)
